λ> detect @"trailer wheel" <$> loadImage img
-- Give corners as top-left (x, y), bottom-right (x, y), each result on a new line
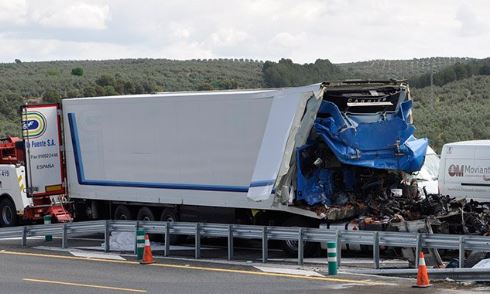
top-left (0, 198), bottom-right (17, 227)
top-left (137, 207), bottom-right (155, 221)
top-left (280, 216), bottom-right (320, 257)
top-left (160, 207), bottom-right (178, 223)
top-left (114, 205), bottom-right (132, 220)
top-left (160, 207), bottom-right (185, 244)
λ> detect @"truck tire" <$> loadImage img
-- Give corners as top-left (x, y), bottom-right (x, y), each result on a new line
top-left (137, 207), bottom-right (155, 221)
top-left (279, 216), bottom-right (320, 257)
top-left (114, 205), bottom-right (132, 220)
top-left (0, 198), bottom-right (17, 227)
top-left (160, 207), bottom-right (185, 244)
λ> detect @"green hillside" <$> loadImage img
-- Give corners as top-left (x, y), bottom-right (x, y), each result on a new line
top-left (262, 58), bottom-right (344, 87)
top-left (337, 57), bottom-right (472, 80)
top-left (0, 58), bottom-right (264, 96)
top-left (409, 58), bottom-right (490, 88)
top-left (412, 75), bottom-right (490, 151)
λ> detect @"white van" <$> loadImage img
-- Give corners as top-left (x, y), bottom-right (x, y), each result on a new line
top-left (438, 140), bottom-right (490, 202)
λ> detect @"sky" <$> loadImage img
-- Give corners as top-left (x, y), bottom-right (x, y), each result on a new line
top-left (0, 0), bottom-right (489, 64)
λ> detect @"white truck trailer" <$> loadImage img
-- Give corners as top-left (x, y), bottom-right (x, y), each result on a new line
top-left (1, 80), bottom-right (429, 254)
top-left (62, 86), bottom-right (324, 223)
top-left (439, 140), bottom-right (490, 202)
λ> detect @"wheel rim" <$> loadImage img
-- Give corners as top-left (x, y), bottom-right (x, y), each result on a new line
top-left (2, 205), bottom-right (13, 225)
top-left (116, 212), bottom-right (128, 220)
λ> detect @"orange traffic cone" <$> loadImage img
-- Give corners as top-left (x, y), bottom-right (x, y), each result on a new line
top-left (140, 234), bottom-right (154, 264)
top-left (413, 252), bottom-right (431, 288)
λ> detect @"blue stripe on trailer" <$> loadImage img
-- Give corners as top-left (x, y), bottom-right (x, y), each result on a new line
top-left (249, 180), bottom-right (275, 187)
top-left (67, 113), bottom-right (273, 193)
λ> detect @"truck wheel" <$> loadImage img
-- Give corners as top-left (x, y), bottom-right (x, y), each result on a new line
top-left (279, 216), bottom-right (320, 257)
top-left (114, 205), bottom-right (132, 220)
top-left (137, 207), bottom-right (158, 240)
top-left (0, 198), bottom-right (17, 227)
top-left (137, 207), bottom-right (155, 221)
top-left (160, 207), bottom-right (185, 244)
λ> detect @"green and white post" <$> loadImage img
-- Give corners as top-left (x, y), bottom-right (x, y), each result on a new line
top-left (44, 215), bottom-right (52, 241)
top-left (327, 241), bottom-right (337, 275)
top-left (136, 228), bottom-right (146, 260)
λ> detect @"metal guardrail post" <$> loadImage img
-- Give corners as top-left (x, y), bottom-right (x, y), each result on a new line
top-left (336, 230), bottom-right (341, 267)
top-left (459, 236), bottom-right (465, 268)
top-left (195, 223), bottom-right (201, 259)
top-left (298, 227), bottom-right (304, 266)
top-left (21, 226), bottom-right (27, 247)
top-left (61, 223), bottom-right (68, 249)
top-left (134, 220), bottom-right (140, 255)
top-left (373, 231), bottom-right (380, 269)
top-left (415, 233), bottom-right (422, 268)
top-left (227, 224), bottom-right (233, 261)
top-left (164, 221), bottom-right (170, 257)
top-left (104, 220), bottom-right (110, 253)
top-left (262, 226), bottom-right (268, 263)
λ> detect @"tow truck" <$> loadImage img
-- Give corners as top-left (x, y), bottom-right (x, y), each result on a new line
top-left (0, 107), bottom-right (71, 226)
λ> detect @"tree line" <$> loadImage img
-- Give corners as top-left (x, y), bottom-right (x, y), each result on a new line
top-left (409, 58), bottom-right (490, 88)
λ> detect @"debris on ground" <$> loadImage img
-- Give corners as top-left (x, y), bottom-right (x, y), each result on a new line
top-left (308, 168), bottom-right (490, 235)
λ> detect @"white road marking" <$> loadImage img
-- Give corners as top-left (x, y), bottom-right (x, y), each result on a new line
top-left (69, 250), bottom-right (126, 260)
top-left (23, 278), bottom-right (146, 293)
top-left (33, 246), bottom-right (70, 252)
top-left (33, 246), bottom-right (126, 260)
top-left (254, 266), bottom-right (325, 277)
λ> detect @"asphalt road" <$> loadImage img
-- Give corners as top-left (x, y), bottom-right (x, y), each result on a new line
top-left (0, 246), bottom-right (482, 294)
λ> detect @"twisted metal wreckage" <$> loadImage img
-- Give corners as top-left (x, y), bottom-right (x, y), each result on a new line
top-left (288, 81), bottom-right (490, 237)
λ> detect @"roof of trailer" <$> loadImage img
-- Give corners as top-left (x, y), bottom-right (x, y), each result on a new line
top-left (63, 84), bottom-right (322, 102)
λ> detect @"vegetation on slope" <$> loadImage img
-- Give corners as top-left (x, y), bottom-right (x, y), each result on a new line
top-left (262, 58), bottom-right (344, 87)
top-left (337, 57), bottom-right (472, 80)
top-left (412, 75), bottom-right (490, 152)
top-left (409, 58), bottom-right (490, 88)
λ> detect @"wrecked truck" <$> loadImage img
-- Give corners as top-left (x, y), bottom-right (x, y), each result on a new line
top-left (3, 80), bottom-right (429, 255)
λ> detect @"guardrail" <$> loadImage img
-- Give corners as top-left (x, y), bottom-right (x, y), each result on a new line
top-left (0, 220), bottom-right (489, 269)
